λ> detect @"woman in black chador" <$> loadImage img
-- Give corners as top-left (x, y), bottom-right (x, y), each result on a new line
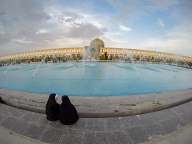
top-left (46, 93), bottom-right (60, 121)
top-left (59, 95), bottom-right (79, 125)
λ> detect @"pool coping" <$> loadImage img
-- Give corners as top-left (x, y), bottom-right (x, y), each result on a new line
top-left (0, 88), bottom-right (192, 118)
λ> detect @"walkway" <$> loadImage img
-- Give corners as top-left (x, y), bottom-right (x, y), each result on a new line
top-left (0, 100), bottom-right (192, 144)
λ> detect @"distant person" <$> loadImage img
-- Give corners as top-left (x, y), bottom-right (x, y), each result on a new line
top-left (46, 93), bottom-right (60, 121)
top-left (59, 95), bottom-right (79, 125)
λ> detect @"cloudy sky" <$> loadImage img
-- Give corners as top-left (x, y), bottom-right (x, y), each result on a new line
top-left (0, 0), bottom-right (192, 56)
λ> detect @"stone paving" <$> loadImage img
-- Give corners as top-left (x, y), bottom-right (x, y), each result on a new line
top-left (0, 100), bottom-right (192, 144)
top-left (144, 122), bottom-right (192, 144)
top-left (0, 126), bottom-right (47, 144)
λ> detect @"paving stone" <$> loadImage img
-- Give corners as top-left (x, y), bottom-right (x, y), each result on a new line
top-left (170, 109), bottom-right (188, 127)
top-left (106, 131), bottom-right (133, 144)
top-left (1, 117), bottom-right (29, 135)
top-left (22, 112), bottom-right (41, 124)
top-left (0, 104), bottom-right (12, 117)
top-left (40, 127), bottom-right (64, 144)
top-left (84, 131), bottom-right (109, 144)
top-left (159, 118), bottom-right (180, 134)
top-left (179, 102), bottom-right (192, 111)
top-left (72, 118), bottom-right (91, 130)
top-left (177, 113), bottom-right (192, 126)
top-left (138, 113), bottom-right (157, 126)
top-left (171, 102), bottom-right (192, 116)
top-left (9, 108), bottom-right (25, 118)
top-left (70, 118), bottom-right (89, 131)
top-left (171, 106), bottom-right (186, 116)
top-left (126, 126), bottom-right (149, 144)
top-left (172, 103), bottom-right (192, 125)
top-left (146, 109), bottom-right (176, 122)
top-left (82, 118), bottom-right (106, 132)
top-left (47, 121), bottom-right (71, 132)
top-left (143, 123), bottom-right (165, 137)
top-left (0, 111), bottom-right (8, 123)
top-left (37, 116), bottom-right (50, 127)
top-left (89, 118), bottom-right (107, 132)
top-left (24, 123), bottom-right (47, 140)
top-left (0, 115), bottom-right (5, 123)
top-left (0, 105), bottom-right (26, 118)
top-left (120, 116), bottom-right (141, 129)
top-left (59, 130), bottom-right (85, 144)
top-left (84, 118), bottom-right (95, 129)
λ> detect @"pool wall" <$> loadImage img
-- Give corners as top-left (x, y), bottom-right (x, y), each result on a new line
top-left (1, 88), bottom-right (192, 118)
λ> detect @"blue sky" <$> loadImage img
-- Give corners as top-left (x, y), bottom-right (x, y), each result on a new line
top-left (0, 0), bottom-right (192, 56)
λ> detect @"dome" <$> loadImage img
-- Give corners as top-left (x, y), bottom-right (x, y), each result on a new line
top-left (89, 38), bottom-right (104, 59)
top-left (90, 38), bottom-right (105, 49)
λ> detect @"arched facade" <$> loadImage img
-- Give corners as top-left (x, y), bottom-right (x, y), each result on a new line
top-left (0, 39), bottom-right (192, 64)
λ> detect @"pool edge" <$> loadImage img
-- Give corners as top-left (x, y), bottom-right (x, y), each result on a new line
top-left (0, 88), bottom-right (192, 118)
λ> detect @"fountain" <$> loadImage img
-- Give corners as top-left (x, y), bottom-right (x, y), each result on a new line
top-left (83, 46), bottom-right (91, 61)
top-left (83, 38), bottom-right (104, 61)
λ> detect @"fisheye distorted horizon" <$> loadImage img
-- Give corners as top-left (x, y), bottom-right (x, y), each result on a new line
top-left (0, 0), bottom-right (192, 56)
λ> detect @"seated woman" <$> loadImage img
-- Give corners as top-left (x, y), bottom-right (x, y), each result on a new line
top-left (46, 93), bottom-right (60, 121)
top-left (59, 95), bottom-right (79, 125)
top-left (0, 97), bottom-right (5, 104)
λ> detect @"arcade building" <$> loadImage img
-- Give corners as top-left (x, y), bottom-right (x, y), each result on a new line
top-left (0, 38), bottom-right (192, 67)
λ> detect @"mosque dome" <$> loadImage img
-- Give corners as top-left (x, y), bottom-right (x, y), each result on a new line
top-left (89, 38), bottom-right (104, 59)
top-left (90, 38), bottom-right (105, 49)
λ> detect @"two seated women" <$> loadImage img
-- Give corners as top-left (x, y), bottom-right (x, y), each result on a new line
top-left (46, 93), bottom-right (79, 125)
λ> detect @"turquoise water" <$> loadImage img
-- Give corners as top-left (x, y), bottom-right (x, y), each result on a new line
top-left (0, 62), bottom-right (192, 96)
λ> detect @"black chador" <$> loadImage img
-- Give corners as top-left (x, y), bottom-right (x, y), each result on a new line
top-left (0, 97), bottom-right (5, 104)
top-left (46, 93), bottom-right (60, 121)
top-left (59, 96), bottom-right (79, 125)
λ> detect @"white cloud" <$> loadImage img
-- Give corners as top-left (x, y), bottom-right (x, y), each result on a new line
top-left (141, 23), bottom-right (192, 55)
top-left (119, 25), bottom-right (132, 32)
top-left (36, 29), bottom-right (49, 34)
top-left (0, 0), bottom-right (192, 56)
top-left (0, 1), bottom-right (107, 55)
top-left (158, 18), bottom-right (165, 28)
top-left (12, 38), bottom-right (32, 44)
